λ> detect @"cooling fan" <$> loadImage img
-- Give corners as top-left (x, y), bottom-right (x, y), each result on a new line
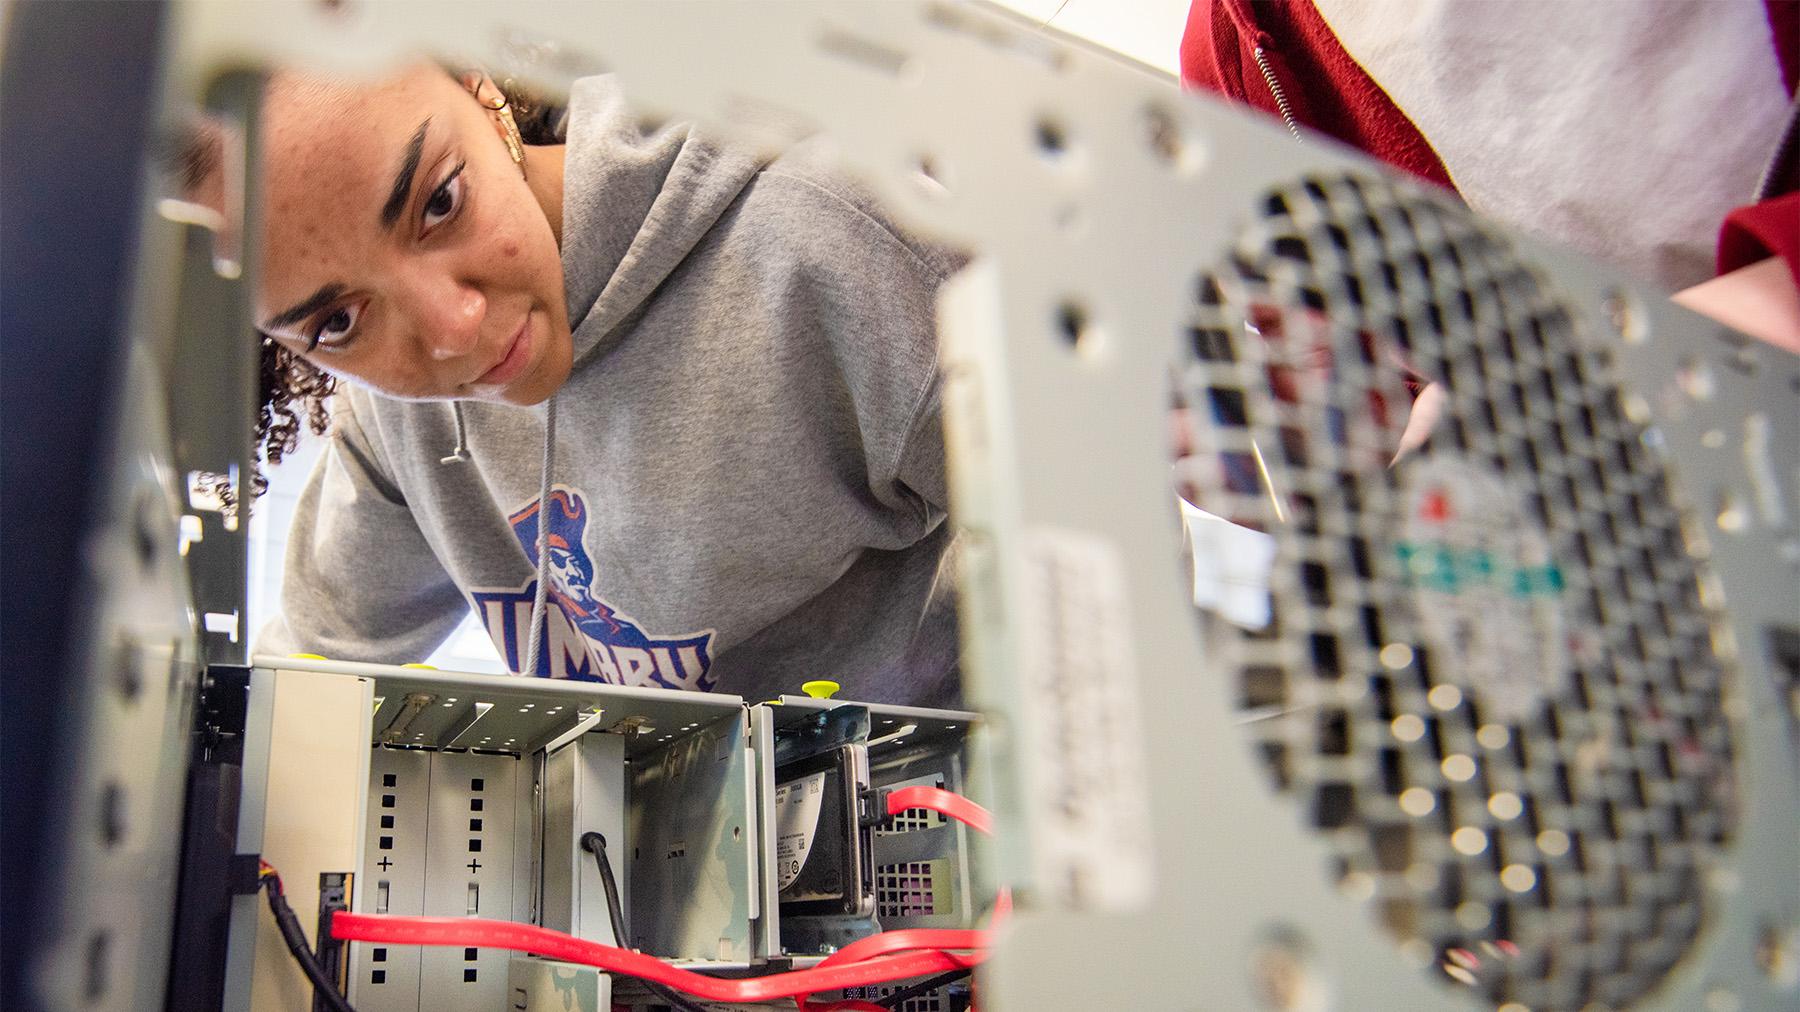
top-left (1174, 169), bottom-right (1783, 1010)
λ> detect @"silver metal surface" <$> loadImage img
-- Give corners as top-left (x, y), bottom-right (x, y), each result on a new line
top-left (507, 956), bottom-right (610, 1012)
top-left (259, 655), bottom-right (747, 757)
top-left (28, 346), bottom-right (210, 1012)
top-left (748, 704), bottom-right (783, 961)
top-left (540, 731), bottom-right (629, 945)
top-left (628, 708), bottom-right (758, 962)
top-left (354, 748), bottom-right (434, 1012)
top-left (419, 750), bottom-right (524, 1008)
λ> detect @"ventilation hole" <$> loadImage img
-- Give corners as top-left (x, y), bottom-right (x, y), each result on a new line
top-left (1260, 742), bottom-right (1291, 790)
top-left (1300, 561), bottom-right (1331, 607)
top-left (1207, 386), bottom-right (1249, 427)
top-left (373, 948), bottom-right (387, 962)
top-left (383, 773), bottom-right (397, 787)
top-left (379, 836), bottom-right (393, 850)
top-left (877, 862), bottom-right (938, 917)
top-left (1034, 118), bottom-right (1067, 157)
top-left (1189, 325), bottom-right (1235, 363)
top-left (470, 798), bottom-right (483, 812)
top-left (464, 968), bottom-right (477, 983)
top-left (464, 947), bottom-right (478, 960)
top-left (470, 778), bottom-right (484, 792)
top-left (381, 815), bottom-right (394, 829)
top-left (1318, 710), bottom-right (1351, 755)
top-left (381, 795), bottom-right (396, 809)
top-left (1272, 235), bottom-right (1312, 264)
top-left (1241, 666), bottom-right (1286, 708)
top-left (1378, 748), bottom-right (1405, 794)
top-left (469, 839), bottom-right (482, 853)
top-left (1371, 823), bottom-right (1412, 871)
top-left (470, 818), bottom-right (482, 832)
top-left (1221, 451), bottom-right (1261, 494)
top-left (371, 969), bottom-right (387, 984)
top-left (1312, 782), bottom-right (1355, 829)
top-left (1308, 632), bottom-right (1343, 678)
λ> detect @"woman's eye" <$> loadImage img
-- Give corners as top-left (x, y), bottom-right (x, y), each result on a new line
top-left (422, 163), bottom-right (465, 231)
top-left (309, 303), bottom-right (362, 351)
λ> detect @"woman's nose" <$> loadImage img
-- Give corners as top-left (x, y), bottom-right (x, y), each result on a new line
top-left (414, 282), bottom-right (486, 361)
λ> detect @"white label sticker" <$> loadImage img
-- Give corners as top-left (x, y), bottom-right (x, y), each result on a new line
top-left (1015, 527), bottom-right (1154, 911)
top-left (1400, 456), bottom-right (1569, 723)
top-left (772, 772), bottom-right (826, 893)
top-left (1181, 498), bottom-right (1277, 629)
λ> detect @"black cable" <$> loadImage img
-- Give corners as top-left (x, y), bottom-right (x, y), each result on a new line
top-left (581, 832), bottom-right (711, 1012)
top-left (580, 832), bottom-right (632, 948)
top-left (260, 873), bottom-right (356, 1012)
top-left (877, 968), bottom-right (973, 1010)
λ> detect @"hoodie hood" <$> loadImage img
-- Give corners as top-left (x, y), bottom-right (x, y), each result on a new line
top-left (558, 76), bottom-right (770, 365)
top-left (267, 73), bottom-right (961, 708)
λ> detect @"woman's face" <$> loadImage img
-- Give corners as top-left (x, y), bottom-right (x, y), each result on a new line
top-left (254, 65), bottom-right (571, 405)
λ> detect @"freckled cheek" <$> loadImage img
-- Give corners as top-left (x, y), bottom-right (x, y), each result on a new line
top-left (502, 240), bottom-right (520, 258)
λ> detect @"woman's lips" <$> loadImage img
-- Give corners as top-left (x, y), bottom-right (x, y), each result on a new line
top-left (475, 316), bottom-right (533, 387)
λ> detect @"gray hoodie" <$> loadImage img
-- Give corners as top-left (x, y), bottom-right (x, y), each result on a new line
top-left (259, 77), bottom-right (962, 707)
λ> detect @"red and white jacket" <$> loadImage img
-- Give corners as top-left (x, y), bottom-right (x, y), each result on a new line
top-left (1181, 0), bottom-right (1799, 295)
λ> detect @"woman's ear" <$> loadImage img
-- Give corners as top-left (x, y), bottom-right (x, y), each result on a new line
top-left (458, 70), bottom-right (496, 104)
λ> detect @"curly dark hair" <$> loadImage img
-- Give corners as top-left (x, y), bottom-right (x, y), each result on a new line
top-left (201, 74), bottom-right (563, 515)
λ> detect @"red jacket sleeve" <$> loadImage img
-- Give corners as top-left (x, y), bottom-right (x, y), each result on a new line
top-left (1718, 193), bottom-right (1800, 287)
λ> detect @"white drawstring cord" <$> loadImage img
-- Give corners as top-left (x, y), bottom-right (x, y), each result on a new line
top-left (440, 402), bottom-right (472, 465)
top-left (522, 395), bottom-right (558, 674)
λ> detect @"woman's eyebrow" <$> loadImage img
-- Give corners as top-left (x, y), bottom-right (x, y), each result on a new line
top-left (380, 116), bottom-right (432, 230)
top-left (264, 283), bottom-right (347, 332)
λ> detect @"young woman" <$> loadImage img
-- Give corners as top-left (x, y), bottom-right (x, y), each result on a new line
top-left (232, 65), bottom-right (964, 707)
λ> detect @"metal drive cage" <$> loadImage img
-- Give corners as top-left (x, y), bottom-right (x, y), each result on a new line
top-left (10, 1), bottom-right (1796, 1010)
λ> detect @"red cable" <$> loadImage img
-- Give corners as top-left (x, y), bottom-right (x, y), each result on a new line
top-left (332, 914), bottom-right (968, 1002)
top-left (792, 787), bottom-right (1000, 1009)
top-left (333, 790), bottom-right (1003, 1004)
top-left (885, 786), bottom-right (994, 836)
top-left (818, 931), bottom-right (986, 970)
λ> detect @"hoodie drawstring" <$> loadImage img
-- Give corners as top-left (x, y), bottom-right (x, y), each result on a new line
top-left (522, 395), bottom-right (558, 675)
top-left (440, 402), bottom-right (472, 465)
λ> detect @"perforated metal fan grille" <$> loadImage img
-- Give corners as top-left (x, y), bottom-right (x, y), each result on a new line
top-left (1175, 172), bottom-right (1739, 1009)
top-left (839, 983), bottom-right (945, 1012)
top-left (878, 861), bottom-right (939, 917)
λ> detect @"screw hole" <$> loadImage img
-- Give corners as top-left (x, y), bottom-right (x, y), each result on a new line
top-left (911, 154), bottom-right (950, 198)
top-left (1056, 301), bottom-right (1088, 347)
top-left (1144, 103), bottom-right (1203, 174)
top-left (1716, 489), bottom-right (1748, 533)
top-left (1034, 118), bottom-right (1068, 158)
top-left (115, 634), bottom-right (142, 700)
top-left (133, 488), bottom-right (160, 568)
top-left (85, 931), bottom-right (110, 1000)
top-left (100, 782), bottom-right (127, 847)
top-left (1603, 289), bottom-right (1646, 345)
top-left (1677, 356), bottom-right (1715, 401)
